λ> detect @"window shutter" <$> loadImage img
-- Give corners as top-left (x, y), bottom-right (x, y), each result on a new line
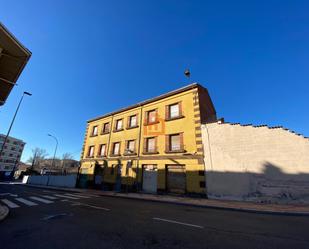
top-left (165, 135), bottom-right (169, 152)
top-left (127, 117), bottom-right (130, 128)
top-left (180, 133), bottom-right (184, 150)
top-left (144, 111), bottom-right (148, 125)
top-left (179, 102), bottom-right (183, 116)
top-left (154, 137), bottom-right (158, 152)
top-left (136, 114), bottom-right (139, 126)
top-left (165, 105), bottom-right (169, 120)
top-left (155, 109), bottom-right (158, 122)
top-left (143, 138), bottom-right (147, 152)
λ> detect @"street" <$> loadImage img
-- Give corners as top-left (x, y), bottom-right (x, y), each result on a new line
top-left (1, 184), bottom-right (309, 249)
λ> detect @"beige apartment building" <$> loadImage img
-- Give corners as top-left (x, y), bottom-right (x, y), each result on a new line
top-left (80, 83), bottom-right (216, 195)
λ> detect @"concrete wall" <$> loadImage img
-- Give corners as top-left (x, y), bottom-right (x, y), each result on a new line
top-left (201, 122), bottom-right (309, 203)
top-left (25, 174), bottom-right (77, 188)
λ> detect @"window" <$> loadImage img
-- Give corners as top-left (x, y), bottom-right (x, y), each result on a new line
top-left (146, 110), bottom-right (157, 124)
top-left (170, 134), bottom-right (181, 151)
top-left (115, 119), bottom-right (123, 131)
top-left (144, 137), bottom-right (156, 153)
top-left (98, 144), bottom-right (106, 157)
top-left (91, 126), bottom-right (98, 136)
top-left (166, 102), bottom-right (182, 120)
top-left (112, 142), bottom-right (120, 155)
top-left (126, 140), bottom-right (135, 154)
top-left (128, 115), bottom-right (137, 128)
top-left (88, 146), bottom-right (95, 157)
top-left (102, 122), bottom-right (110, 134)
top-left (170, 104), bottom-right (179, 118)
top-left (166, 133), bottom-right (184, 152)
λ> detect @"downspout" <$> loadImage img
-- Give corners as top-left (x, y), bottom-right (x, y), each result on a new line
top-left (135, 104), bottom-right (143, 191)
top-left (106, 115), bottom-right (114, 159)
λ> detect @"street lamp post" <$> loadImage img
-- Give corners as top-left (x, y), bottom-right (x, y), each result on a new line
top-left (47, 134), bottom-right (58, 172)
top-left (0, 91), bottom-right (32, 162)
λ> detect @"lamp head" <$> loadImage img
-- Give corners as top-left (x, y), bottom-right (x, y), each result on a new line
top-left (24, 91), bottom-right (32, 96)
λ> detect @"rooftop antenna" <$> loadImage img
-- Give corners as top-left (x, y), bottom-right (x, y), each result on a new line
top-left (184, 69), bottom-right (191, 83)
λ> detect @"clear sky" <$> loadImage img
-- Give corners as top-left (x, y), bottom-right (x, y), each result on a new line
top-left (1, 0), bottom-right (308, 162)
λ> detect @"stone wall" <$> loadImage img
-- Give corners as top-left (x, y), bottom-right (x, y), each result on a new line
top-left (201, 122), bottom-right (309, 203)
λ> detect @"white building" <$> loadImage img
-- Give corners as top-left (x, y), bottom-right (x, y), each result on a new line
top-left (0, 134), bottom-right (25, 179)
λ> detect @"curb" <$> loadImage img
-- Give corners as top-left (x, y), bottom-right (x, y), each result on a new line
top-left (23, 184), bottom-right (309, 216)
top-left (0, 205), bottom-right (9, 222)
top-left (22, 184), bottom-right (80, 193)
top-left (96, 193), bottom-right (309, 216)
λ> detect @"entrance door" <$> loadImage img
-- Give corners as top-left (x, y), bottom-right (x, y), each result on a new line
top-left (166, 165), bottom-right (186, 194)
top-left (142, 165), bottom-right (157, 193)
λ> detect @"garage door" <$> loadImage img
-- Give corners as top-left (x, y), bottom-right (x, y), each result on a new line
top-left (142, 165), bottom-right (157, 193)
top-left (166, 165), bottom-right (186, 194)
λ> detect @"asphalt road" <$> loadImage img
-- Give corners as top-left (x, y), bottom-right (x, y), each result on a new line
top-left (1, 183), bottom-right (309, 249)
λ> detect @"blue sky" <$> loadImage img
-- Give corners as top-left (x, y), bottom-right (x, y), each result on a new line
top-left (1, 0), bottom-right (308, 162)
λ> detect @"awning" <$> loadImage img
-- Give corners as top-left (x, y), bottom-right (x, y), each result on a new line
top-left (0, 22), bottom-right (31, 105)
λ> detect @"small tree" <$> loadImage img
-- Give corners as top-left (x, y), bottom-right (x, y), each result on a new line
top-left (27, 148), bottom-right (48, 168)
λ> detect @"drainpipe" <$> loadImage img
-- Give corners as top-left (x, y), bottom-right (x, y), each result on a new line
top-left (106, 115), bottom-right (114, 160)
top-left (135, 104), bottom-right (143, 191)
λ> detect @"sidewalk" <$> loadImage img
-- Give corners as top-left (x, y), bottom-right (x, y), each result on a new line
top-left (0, 204), bottom-right (9, 222)
top-left (23, 183), bottom-right (309, 216)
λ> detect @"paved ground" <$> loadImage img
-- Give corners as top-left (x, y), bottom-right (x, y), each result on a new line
top-left (1, 183), bottom-right (309, 249)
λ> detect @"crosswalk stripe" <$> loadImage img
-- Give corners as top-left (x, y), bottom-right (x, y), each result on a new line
top-left (29, 196), bottom-right (54, 204)
top-left (15, 198), bottom-right (38, 206)
top-left (54, 194), bottom-right (79, 200)
top-left (64, 193), bottom-right (90, 198)
top-left (41, 195), bottom-right (58, 200)
top-left (1, 199), bottom-right (20, 208)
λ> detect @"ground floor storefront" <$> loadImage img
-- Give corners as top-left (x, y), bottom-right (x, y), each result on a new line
top-left (79, 156), bottom-right (206, 196)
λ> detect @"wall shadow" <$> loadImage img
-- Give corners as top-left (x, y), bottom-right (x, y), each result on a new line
top-left (77, 161), bottom-right (309, 203)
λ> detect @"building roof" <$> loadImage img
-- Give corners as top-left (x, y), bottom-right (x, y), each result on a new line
top-left (88, 82), bottom-right (202, 123)
top-left (0, 134), bottom-right (25, 143)
top-left (0, 22), bottom-right (32, 105)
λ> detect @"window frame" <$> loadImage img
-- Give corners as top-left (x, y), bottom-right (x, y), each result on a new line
top-left (125, 139), bottom-right (136, 155)
top-left (127, 114), bottom-right (138, 129)
top-left (87, 145), bottom-right (95, 158)
top-left (144, 109), bottom-right (159, 125)
top-left (101, 122), bottom-right (110, 134)
top-left (165, 102), bottom-right (184, 121)
top-left (143, 137), bottom-right (158, 154)
top-left (114, 119), bottom-right (124, 132)
top-left (90, 126), bottom-right (98, 137)
top-left (98, 144), bottom-right (107, 157)
top-left (165, 133), bottom-right (185, 153)
top-left (111, 142), bottom-right (121, 156)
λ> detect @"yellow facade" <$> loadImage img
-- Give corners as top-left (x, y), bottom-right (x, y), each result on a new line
top-left (80, 83), bottom-right (216, 195)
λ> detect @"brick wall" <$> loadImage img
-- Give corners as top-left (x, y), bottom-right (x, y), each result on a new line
top-left (201, 122), bottom-right (309, 203)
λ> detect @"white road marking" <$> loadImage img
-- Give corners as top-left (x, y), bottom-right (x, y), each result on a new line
top-left (15, 198), bottom-right (38, 206)
top-left (29, 196), bottom-right (54, 204)
top-left (41, 195), bottom-right (58, 200)
top-left (1, 199), bottom-right (20, 208)
top-left (54, 194), bottom-right (79, 200)
top-left (70, 201), bottom-right (110, 211)
top-left (64, 193), bottom-right (90, 198)
top-left (153, 217), bottom-right (204, 229)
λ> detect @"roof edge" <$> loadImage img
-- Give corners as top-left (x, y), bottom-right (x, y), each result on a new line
top-left (87, 82), bottom-right (200, 123)
top-left (0, 22), bottom-right (32, 56)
